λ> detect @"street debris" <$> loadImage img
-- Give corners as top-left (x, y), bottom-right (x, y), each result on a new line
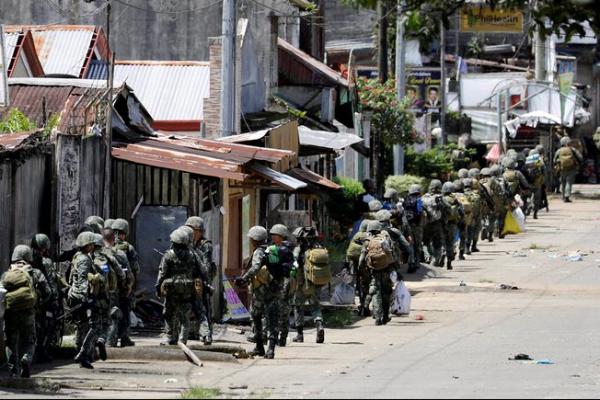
top-left (164, 379), bottom-right (178, 384)
top-left (228, 384), bottom-right (248, 390)
top-left (509, 354), bottom-right (532, 361)
top-left (533, 359), bottom-right (555, 365)
top-left (459, 281), bottom-right (467, 287)
top-left (179, 342), bottom-right (204, 367)
top-left (414, 315), bottom-right (425, 321)
top-left (566, 252), bottom-right (584, 262)
top-left (512, 251), bottom-right (528, 257)
top-left (499, 284), bottom-right (519, 290)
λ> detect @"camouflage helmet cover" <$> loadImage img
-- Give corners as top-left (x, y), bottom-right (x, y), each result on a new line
top-left (368, 200), bottom-right (383, 212)
top-left (31, 233), bottom-right (51, 250)
top-left (367, 220), bottom-right (383, 232)
top-left (11, 245), bottom-right (33, 263)
top-left (442, 182), bottom-right (455, 194)
top-left (76, 232), bottom-right (97, 248)
top-left (185, 216), bottom-right (205, 231)
top-left (269, 224), bottom-right (289, 238)
top-left (112, 218), bottom-right (130, 235)
top-left (247, 226), bottom-right (268, 242)
top-left (170, 228), bottom-right (190, 245)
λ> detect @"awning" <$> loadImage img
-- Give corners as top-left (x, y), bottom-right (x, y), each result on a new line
top-left (248, 163), bottom-right (307, 191)
top-left (504, 111), bottom-right (562, 138)
top-left (298, 125), bottom-right (363, 151)
top-left (288, 167), bottom-right (341, 191)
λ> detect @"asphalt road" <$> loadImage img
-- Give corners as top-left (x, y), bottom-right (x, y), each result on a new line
top-left (1, 197), bottom-right (599, 399)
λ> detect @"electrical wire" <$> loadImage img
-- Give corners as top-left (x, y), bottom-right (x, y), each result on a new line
top-left (113, 0), bottom-right (224, 14)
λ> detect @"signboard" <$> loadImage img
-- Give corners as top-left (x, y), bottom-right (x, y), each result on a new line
top-left (406, 68), bottom-right (441, 114)
top-left (0, 25), bottom-right (9, 107)
top-left (558, 57), bottom-right (576, 117)
top-left (460, 6), bottom-right (523, 33)
top-left (223, 277), bottom-right (251, 321)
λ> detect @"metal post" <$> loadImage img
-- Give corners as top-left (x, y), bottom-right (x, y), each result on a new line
top-left (221, 0), bottom-right (236, 137)
top-left (497, 91), bottom-right (503, 155)
top-left (103, 1), bottom-right (113, 218)
top-left (440, 19), bottom-right (447, 145)
top-left (377, 0), bottom-right (389, 83)
top-left (393, 0), bottom-right (406, 175)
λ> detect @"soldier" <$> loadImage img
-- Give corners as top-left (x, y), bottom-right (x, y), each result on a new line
top-left (463, 179), bottom-right (482, 255)
top-left (554, 136), bottom-right (583, 203)
top-left (111, 218), bottom-right (139, 347)
top-left (376, 210), bottom-right (413, 275)
top-left (30, 234), bottom-right (66, 363)
top-left (403, 184), bottom-right (425, 273)
top-left (382, 188), bottom-right (400, 210)
top-left (479, 168), bottom-right (499, 242)
top-left (290, 226), bottom-right (329, 345)
top-left (365, 199), bottom-right (383, 220)
top-left (358, 221), bottom-right (394, 326)
top-left (535, 145), bottom-right (550, 212)
top-left (186, 216), bottom-right (215, 346)
top-left (468, 169), bottom-right (485, 252)
top-left (68, 232), bottom-right (105, 369)
top-left (347, 219), bottom-right (371, 316)
top-left (422, 180), bottom-right (445, 267)
top-left (156, 228), bottom-right (203, 346)
top-left (526, 149), bottom-right (546, 219)
top-left (1, 245), bottom-right (51, 377)
top-left (235, 226), bottom-right (282, 358)
top-left (453, 180), bottom-right (470, 261)
top-left (84, 216), bottom-right (104, 234)
top-left (441, 182), bottom-right (463, 270)
top-left (490, 165), bottom-right (508, 238)
top-left (503, 158), bottom-right (532, 203)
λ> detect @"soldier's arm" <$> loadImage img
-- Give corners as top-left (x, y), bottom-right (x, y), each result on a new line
top-left (128, 245), bottom-right (140, 277)
top-left (358, 241), bottom-right (369, 268)
top-left (573, 148), bottom-right (584, 164)
top-left (155, 254), bottom-right (169, 295)
top-left (241, 248), bottom-right (266, 281)
top-left (517, 171), bottom-right (532, 189)
top-left (36, 270), bottom-right (52, 305)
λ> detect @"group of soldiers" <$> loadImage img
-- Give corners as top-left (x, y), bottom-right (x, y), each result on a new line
top-left (0, 137), bottom-right (584, 373)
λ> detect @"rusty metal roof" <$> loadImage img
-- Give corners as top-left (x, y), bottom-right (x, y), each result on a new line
top-left (113, 61), bottom-right (210, 121)
top-left (248, 163), bottom-right (307, 191)
top-left (278, 38), bottom-right (349, 88)
top-left (289, 167), bottom-right (341, 190)
top-left (112, 141), bottom-right (248, 181)
top-left (0, 132), bottom-right (34, 150)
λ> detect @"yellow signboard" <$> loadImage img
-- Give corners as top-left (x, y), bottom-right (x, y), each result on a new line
top-left (460, 6), bottom-right (523, 33)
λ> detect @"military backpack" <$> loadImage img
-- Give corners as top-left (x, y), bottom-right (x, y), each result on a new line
top-left (304, 247), bottom-right (331, 286)
top-left (346, 231), bottom-right (368, 260)
top-left (455, 193), bottom-right (474, 225)
top-left (3, 265), bottom-right (37, 311)
top-left (557, 147), bottom-right (577, 171)
top-left (503, 170), bottom-right (519, 197)
top-left (365, 234), bottom-right (394, 270)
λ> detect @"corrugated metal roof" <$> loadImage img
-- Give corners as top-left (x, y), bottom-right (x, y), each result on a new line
top-left (289, 167), bottom-right (341, 190)
top-left (297, 125), bottom-right (363, 150)
top-left (248, 163), bottom-right (307, 191)
top-left (113, 61), bottom-right (210, 121)
top-left (27, 28), bottom-right (95, 76)
top-left (3, 32), bottom-right (21, 61)
top-left (0, 132), bottom-right (33, 150)
top-left (86, 59), bottom-right (108, 80)
top-left (216, 130), bottom-right (269, 144)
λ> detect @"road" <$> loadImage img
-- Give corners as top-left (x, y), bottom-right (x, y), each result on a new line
top-left (2, 196), bottom-right (600, 398)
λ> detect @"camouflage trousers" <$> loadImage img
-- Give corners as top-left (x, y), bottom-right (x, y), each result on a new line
top-left (278, 278), bottom-right (292, 337)
top-left (163, 296), bottom-right (193, 343)
top-left (74, 302), bottom-right (108, 360)
top-left (467, 216), bottom-right (482, 251)
top-left (368, 267), bottom-right (393, 324)
top-left (250, 284), bottom-right (280, 343)
top-left (293, 279), bottom-right (323, 329)
top-left (443, 223), bottom-right (458, 260)
top-left (107, 293), bottom-right (123, 346)
top-left (355, 263), bottom-right (372, 312)
top-left (5, 311), bottom-right (36, 375)
top-left (409, 223), bottom-right (424, 264)
top-left (531, 185), bottom-right (543, 213)
top-left (458, 222), bottom-right (468, 254)
top-left (424, 221), bottom-right (444, 264)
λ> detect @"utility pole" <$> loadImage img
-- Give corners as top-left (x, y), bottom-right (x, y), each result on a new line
top-left (377, 0), bottom-right (389, 83)
top-left (533, 0), bottom-right (545, 82)
top-left (103, 0), bottom-right (113, 218)
top-left (393, 0), bottom-right (406, 175)
top-left (221, 0), bottom-right (236, 137)
top-left (439, 18), bottom-right (447, 145)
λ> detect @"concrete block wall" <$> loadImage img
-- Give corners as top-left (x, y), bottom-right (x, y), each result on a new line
top-left (205, 37), bottom-right (222, 139)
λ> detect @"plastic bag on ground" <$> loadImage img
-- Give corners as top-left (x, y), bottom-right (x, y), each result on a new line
top-left (330, 282), bottom-right (355, 305)
top-left (502, 211), bottom-right (521, 235)
top-left (513, 207), bottom-right (526, 231)
top-left (390, 280), bottom-right (411, 316)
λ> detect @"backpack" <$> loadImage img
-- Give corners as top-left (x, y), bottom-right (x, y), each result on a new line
top-left (366, 234), bottom-right (394, 270)
top-left (503, 170), bottom-right (519, 196)
top-left (346, 232), bottom-right (368, 260)
top-left (455, 193), bottom-right (473, 225)
top-left (423, 194), bottom-right (442, 222)
top-left (160, 250), bottom-right (194, 299)
top-left (466, 191), bottom-right (482, 217)
top-left (558, 147), bottom-right (577, 171)
top-left (403, 196), bottom-right (423, 223)
top-left (3, 265), bottom-right (37, 311)
top-left (304, 247), bottom-right (331, 286)
top-left (266, 243), bottom-right (293, 279)
top-left (444, 195), bottom-right (461, 223)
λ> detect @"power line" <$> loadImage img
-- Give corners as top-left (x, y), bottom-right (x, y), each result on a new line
top-left (113, 0), bottom-right (224, 14)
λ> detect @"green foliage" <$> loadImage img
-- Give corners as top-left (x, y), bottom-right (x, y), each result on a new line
top-left (466, 36), bottom-right (483, 58)
top-left (0, 108), bottom-right (37, 134)
top-left (384, 174), bottom-right (427, 197)
top-left (404, 144), bottom-right (476, 180)
top-left (181, 387), bottom-right (221, 399)
top-left (322, 308), bottom-right (356, 328)
top-left (327, 176), bottom-right (365, 227)
top-left (43, 114), bottom-right (60, 137)
top-left (357, 78), bottom-right (415, 146)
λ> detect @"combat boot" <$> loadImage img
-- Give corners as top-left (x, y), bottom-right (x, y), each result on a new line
top-left (120, 337), bottom-right (135, 347)
top-left (75, 353), bottom-right (94, 369)
top-left (20, 359), bottom-right (30, 378)
top-left (447, 258), bottom-right (453, 270)
top-left (278, 332), bottom-right (287, 347)
top-left (315, 320), bottom-right (325, 344)
top-left (251, 340), bottom-right (266, 357)
top-left (265, 340), bottom-right (276, 359)
top-left (97, 341), bottom-right (107, 361)
top-left (203, 334), bottom-right (213, 346)
top-left (471, 244), bottom-right (480, 253)
top-left (407, 263), bottom-right (419, 274)
top-left (292, 327), bottom-right (304, 343)
top-left (533, 210), bottom-right (538, 219)
top-left (459, 251), bottom-right (465, 260)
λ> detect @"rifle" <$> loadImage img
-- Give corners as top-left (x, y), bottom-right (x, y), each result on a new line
top-left (55, 302), bottom-right (86, 321)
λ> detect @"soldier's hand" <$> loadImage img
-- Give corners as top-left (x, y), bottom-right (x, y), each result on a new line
top-left (234, 277), bottom-right (247, 287)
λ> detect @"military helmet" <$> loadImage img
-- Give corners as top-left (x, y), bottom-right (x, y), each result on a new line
top-left (383, 188), bottom-right (398, 199)
top-left (480, 167), bottom-right (492, 177)
top-left (31, 233), bottom-right (51, 251)
top-left (11, 245), bottom-right (33, 263)
top-left (359, 219), bottom-right (371, 233)
top-left (269, 224), bottom-right (289, 238)
top-left (442, 182), bottom-right (455, 194)
top-left (505, 158), bottom-right (517, 169)
top-left (170, 228), bottom-right (190, 245)
top-left (375, 210), bottom-right (392, 222)
top-left (453, 180), bottom-right (464, 192)
top-left (76, 232), bottom-right (97, 248)
top-left (507, 149), bottom-right (518, 158)
top-left (429, 179), bottom-right (442, 192)
top-left (180, 226), bottom-right (195, 243)
top-left (490, 165), bottom-right (501, 176)
top-left (93, 233), bottom-right (104, 248)
top-left (560, 136), bottom-right (571, 146)
top-left (112, 218), bottom-right (129, 235)
top-left (458, 169), bottom-right (469, 179)
top-left (104, 218), bottom-right (115, 229)
top-left (85, 222), bottom-right (102, 234)
top-left (529, 149), bottom-right (539, 156)
top-left (367, 220), bottom-right (383, 233)
top-left (185, 216), bottom-right (205, 231)
top-left (368, 200), bottom-right (383, 212)
top-left (408, 184), bottom-right (422, 195)
top-left (247, 226), bottom-right (268, 242)
top-left (535, 144), bottom-right (544, 154)
top-left (468, 168), bottom-right (480, 178)
top-left (463, 178), bottom-right (473, 189)
top-left (85, 216), bottom-right (105, 228)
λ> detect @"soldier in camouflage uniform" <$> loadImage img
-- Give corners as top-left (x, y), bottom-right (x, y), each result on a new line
top-left (1, 245), bottom-right (51, 377)
top-left (31, 234), bottom-right (68, 362)
top-left (290, 226), bottom-right (327, 345)
top-left (452, 180), bottom-right (469, 260)
top-left (347, 219), bottom-right (371, 316)
top-left (186, 216), bottom-right (216, 346)
top-left (84, 216), bottom-right (104, 235)
top-left (422, 180), bottom-right (445, 267)
top-left (467, 169), bottom-right (486, 252)
top-left (479, 168), bottom-right (497, 242)
top-left (403, 184), bottom-right (425, 273)
top-left (268, 224), bottom-right (294, 347)
top-left (68, 232), bottom-right (106, 369)
top-left (441, 182), bottom-right (464, 270)
top-left (235, 226), bottom-right (282, 358)
top-left (463, 179), bottom-right (482, 255)
top-left (376, 210), bottom-right (412, 274)
top-left (358, 221), bottom-right (394, 326)
top-left (156, 228), bottom-right (204, 346)
top-left (111, 218), bottom-right (139, 347)
top-left (490, 165), bottom-right (508, 238)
